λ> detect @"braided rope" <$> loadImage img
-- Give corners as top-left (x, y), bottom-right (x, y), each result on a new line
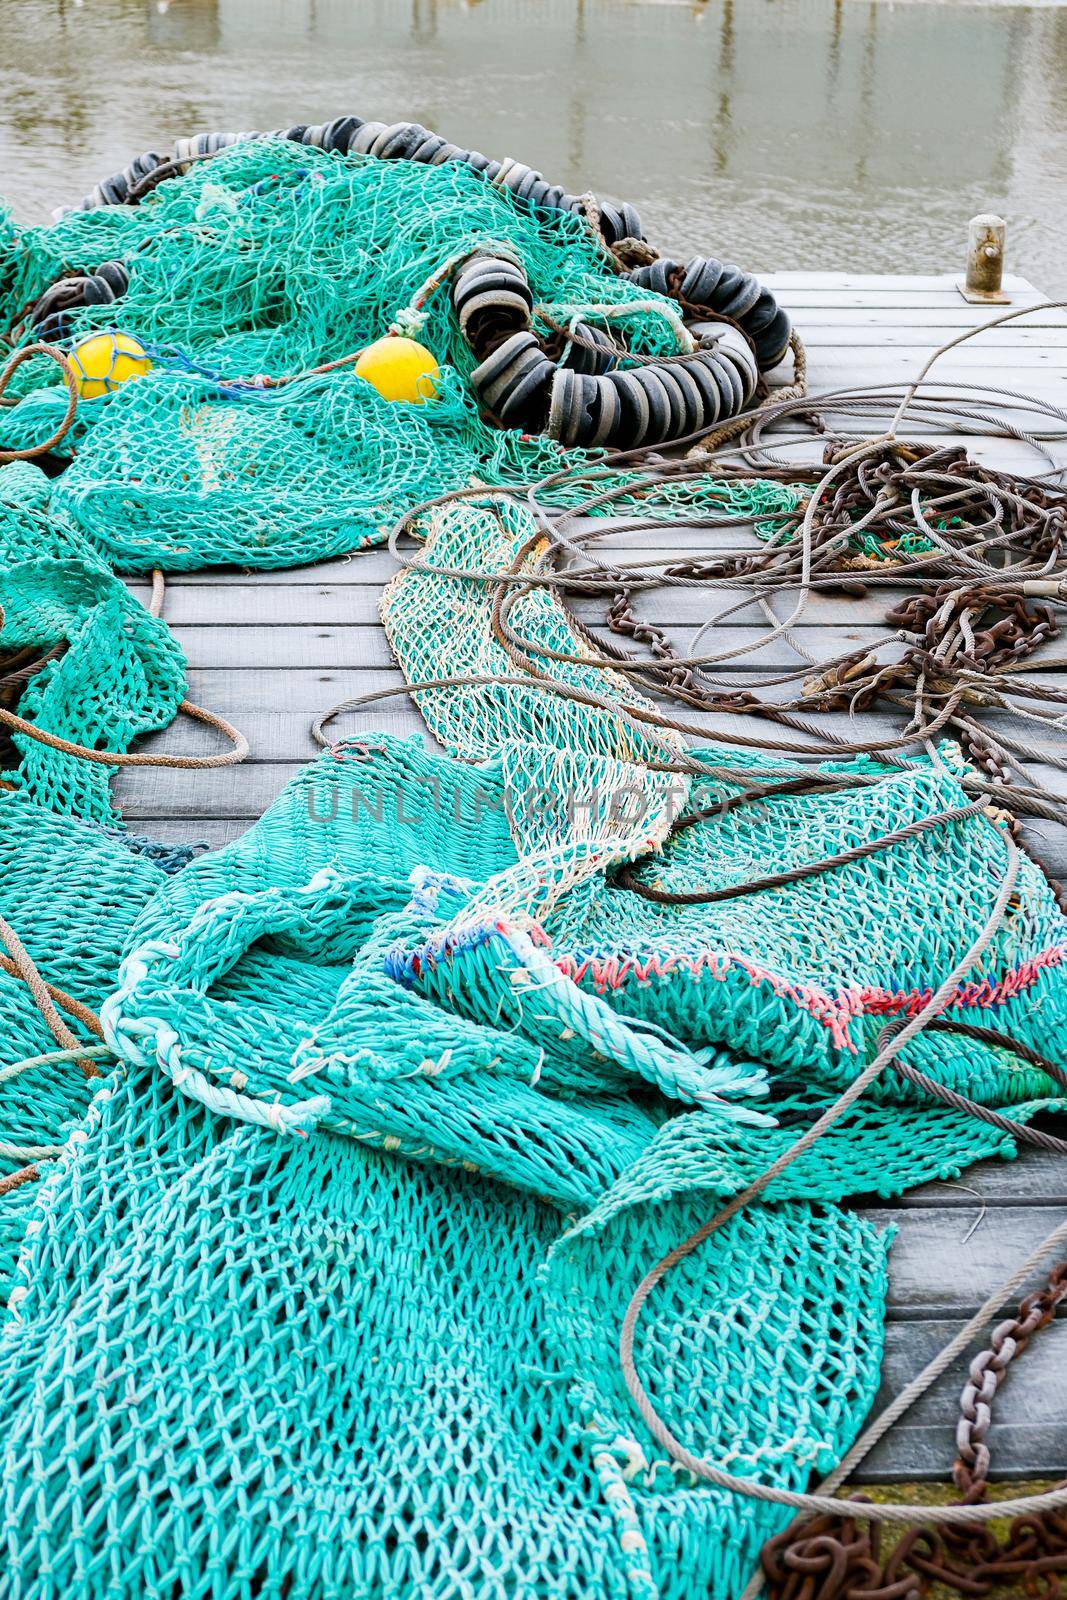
top-left (0, 696), bottom-right (248, 768)
top-left (0, 912), bottom-right (95, 1065)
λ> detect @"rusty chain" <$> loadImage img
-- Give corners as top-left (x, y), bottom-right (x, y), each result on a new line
top-left (761, 1260), bottom-right (1067, 1600)
top-left (594, 437), bottom-right (1067, 865)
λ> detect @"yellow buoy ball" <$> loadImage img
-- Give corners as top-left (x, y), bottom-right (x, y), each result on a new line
top-left (69, 332), bottom-right (152, 399)
top-left (354, 335), bottom-right (439, 404)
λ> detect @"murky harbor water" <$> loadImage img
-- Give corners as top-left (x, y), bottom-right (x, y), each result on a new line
top-left (2, 0), bottom-right (1066, 293)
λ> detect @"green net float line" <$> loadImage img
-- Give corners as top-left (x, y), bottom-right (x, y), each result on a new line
top-left (58, 114), bottom-right (792, 370)
top-left (627, 257), bottom-right (792, 370)
top-left (24, 260), bottom-right (128, 344)
top-left (454, 249), bottom-right (761, 447)
top-left (65, 116), bottom-right (643, 245)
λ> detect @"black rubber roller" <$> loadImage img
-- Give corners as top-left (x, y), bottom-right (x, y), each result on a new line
top-left (30, 260), bottom-right (130, 339)
top-left (628, 259), bottom-right (679, 299)
top-left (597, 204), bottom-right (625, 246)
top-left (712, 350), bottom-right (745, 417)
top-left (457, 288), bottom-right (532, 347)
top-left (482, 346), bottom-right (554, 429)
top-left (94, 261), bottom-right (130, 297)
top-left (319, 116), bottom-right (363, 153)
top-left (752, 306), bottom-right (791, 369)
top-left (592, 200), bottom-right (646, 247)
top-left (81, 277), bottom-right (118, 306)
top-left (689, 347), bottom-right (741, 421)
top-left (551, 372), bottom-right (624, 450)
top-left (495, 361), bottom-right (553, 430)
top-left (628, 252), bottom-right (791, 373)
top-left (548, 368), bottom-right (608, 447)
top-left (498, 164), bottom-right (542, 202)
top-left (410, 131), bottom-right (449, 164)
top-left (650, 366), bottom-right (691, 440)
top-left (96, 174), bottom-right (130, 205)
top-left (699, 325), bottom-right (759, 400)
top-left (586, 377), bottom-right (621, 448)
top-left (616, 203), bottom-right (644, 241)
top-left (660, 361), bottom-right (706, 439)
top-left (546, 368), bottom-right (578, 445)
top-left (606, 370), bottom-right (652, 450)
top-left (348, 122), bottom-right (389, 155)
top-left (371, 123), bottom-right (430, 161)
top-left (691, 259), bottom-right (763, 321)
top-left (127, 152), bottom-right (164, 182)
top-left (471, 331), bottom-right (540, 397)
top-left (453, 254), bottom-right (533, 314)
top-left (29, 280), bottom-right (96, 340)
top-left (743, 289), bottom-right (781, 337)
top-left (689, 326), bottom-right (758, 415)
top-left (187, 131), bottom-right (241, 159)
top-left (452, 254), bottom-right (533, 353)
top-left (471, 332), bottom-right (553, 431)
top-left (559, 323), bottom-right (617, 376)
top-left (629, 367), bottom-right (675, 447)
top-left (681, 356), bottom-right (724, 429)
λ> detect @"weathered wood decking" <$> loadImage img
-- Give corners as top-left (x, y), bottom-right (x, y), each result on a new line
top-left (116, 273), bottom-right (1067, 1483)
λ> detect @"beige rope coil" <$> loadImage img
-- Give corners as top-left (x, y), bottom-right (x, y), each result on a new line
top-left (0, 344), bottom-right (80, 464)
top-left (0, 696), bottom-right (248, 768)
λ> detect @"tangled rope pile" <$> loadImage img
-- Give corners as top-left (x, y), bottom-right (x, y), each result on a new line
top-left (317, 303), bottom-right (1067, 917)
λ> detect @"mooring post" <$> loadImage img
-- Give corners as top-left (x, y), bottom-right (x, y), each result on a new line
top-left (958, 213), bottom-right (1009, 304)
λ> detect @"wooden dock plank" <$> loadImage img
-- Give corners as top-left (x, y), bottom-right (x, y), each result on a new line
top-left (110, 271), bottom-right (1067, 1486)
top-left (123, 583), bottom-right (1061, 635)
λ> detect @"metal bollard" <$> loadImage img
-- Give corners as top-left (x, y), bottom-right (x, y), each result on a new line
top-left (958, 213), bottom-right (1009, 304)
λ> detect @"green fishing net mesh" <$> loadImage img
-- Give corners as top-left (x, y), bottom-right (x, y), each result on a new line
top-left (0, 462), bottom-right (185, 822)
top-left (0, 788), bottom-right (166, 1296)
top-left (383, 498), bottom-right (1066, 1110)
top-left (0, 142), bottom-right (799, 572)
top-left (0, 736), bottom-right (889, 1600)
top-left (2, 722), bottom-right (1064, 1597)
top-left (2, 720), bottom-right (1062, 1593)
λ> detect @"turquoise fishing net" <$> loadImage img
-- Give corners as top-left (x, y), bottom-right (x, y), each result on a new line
top-left (1, 144), bottom-right (680, 378)
top-left (0, 142), bottom-right (799, 571)
top-left (0, 1053), bottom-right (887, 1600)
top-left (0, 463), bottom-right (185, 822)
top-left (0, 424), bottom-right (1061, 1600)
top-left (0, 459), bottom-right (92, 564)
top-left (48, 367), bottom-right (487, 572)
top-left (384, 498), bottom-right (1067, 1117)
top-left (0, 788), bottom-right (165, 1296)
top-left (2, 729), bottom-right (1063, 1598)
top-left (383, 494), bottom-right (691, 768)
top-left (0, 735), bottom-right (889, 1600)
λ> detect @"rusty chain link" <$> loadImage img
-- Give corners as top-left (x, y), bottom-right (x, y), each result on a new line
top-left (594, 437), bottom-right (1067, 900)
top-left (761, 1260), bottom-right (1067, 1600)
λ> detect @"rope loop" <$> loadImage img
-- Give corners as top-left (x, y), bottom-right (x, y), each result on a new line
top-left (0, 343), bottom-right (79, 463)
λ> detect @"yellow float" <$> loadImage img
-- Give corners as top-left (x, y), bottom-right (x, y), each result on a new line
top-left (68, 332), bottom-right (152, 399)
top-left (354, 335), bottom-right (439, 404)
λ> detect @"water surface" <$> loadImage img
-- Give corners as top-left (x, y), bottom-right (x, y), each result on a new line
top-left (3, 0), bottom-right (1066, 291)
